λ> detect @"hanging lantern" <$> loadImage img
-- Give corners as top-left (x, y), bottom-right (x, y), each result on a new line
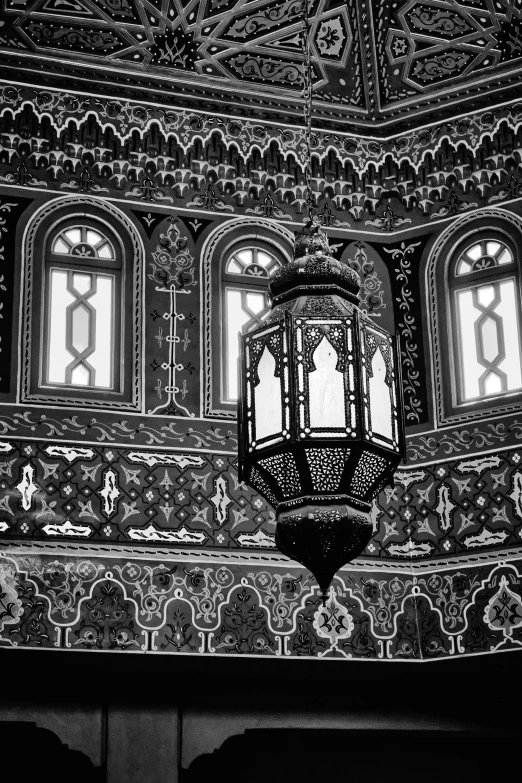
top-left (238, 221), bottom-right (405, 598)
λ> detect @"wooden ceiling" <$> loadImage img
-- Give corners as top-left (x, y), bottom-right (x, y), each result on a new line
top-left (1, 0), bottom-right (522, 134)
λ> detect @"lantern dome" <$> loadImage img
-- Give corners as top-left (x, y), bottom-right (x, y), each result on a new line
top-left (238, 220), bottom-right (405, 599)
top-left (268, 220), bottom-right (361, 307)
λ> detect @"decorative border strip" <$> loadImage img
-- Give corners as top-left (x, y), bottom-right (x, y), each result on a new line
top-left (4, 540), bottom-right (522, 573)
top-left (2, 404), bottom-right (522, 465)
top-left (2, 546), bottom-right (522, 660)
top-left (0, 407), bottom-right (238, 451)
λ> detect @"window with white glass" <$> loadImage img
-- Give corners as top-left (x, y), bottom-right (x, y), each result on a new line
top-left (451, 237), bottom-right (522, 405)
top-left (45, 225), bottom-right (119, 390)
top-left (222, 247), bottom-right (281, 404)
top-left (22, 199), bottom-right (141, 410)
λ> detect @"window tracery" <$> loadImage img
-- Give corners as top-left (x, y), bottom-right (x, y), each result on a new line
top-left (45, 223), bottom-right (121, 391)
top-left (451, 237), bottom-right (522, 405)
top-left (52, 226), bottom-right (115, 260)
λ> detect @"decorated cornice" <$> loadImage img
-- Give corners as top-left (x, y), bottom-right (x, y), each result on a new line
top-left (2, 83), bottom-right (522, 172)
top-left (2, 84), bottom-right (522, 230)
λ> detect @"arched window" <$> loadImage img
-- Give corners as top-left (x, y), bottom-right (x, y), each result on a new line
top-left (223, 246), bottom-right (280, 404)
top-left (451, 236), bottom-right (522, 403)
top-left (202, 219), bottom-right (293, 418)
top-left (45, 223), bottom-right (120, 389)
top-left (429, 210), bottom-right (522, 425)
top-left (21, 197), bottom-right (142, 409)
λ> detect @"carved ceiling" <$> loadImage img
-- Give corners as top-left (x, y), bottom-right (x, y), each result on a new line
top-left (1, 0), bottom-right (522, 133)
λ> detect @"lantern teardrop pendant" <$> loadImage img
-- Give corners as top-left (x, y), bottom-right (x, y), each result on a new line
top-left (238, 221), bottom-right (405, 601)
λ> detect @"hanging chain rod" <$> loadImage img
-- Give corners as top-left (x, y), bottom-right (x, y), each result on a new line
top-left (301, 0), bottom-right (318, 224)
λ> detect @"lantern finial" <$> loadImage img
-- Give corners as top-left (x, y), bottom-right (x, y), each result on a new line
top-left (276, 503), bottom-right (373, 601)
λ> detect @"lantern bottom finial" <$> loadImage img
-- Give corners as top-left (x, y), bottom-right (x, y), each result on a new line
top-left (275, 503), bottom-right (373, 598)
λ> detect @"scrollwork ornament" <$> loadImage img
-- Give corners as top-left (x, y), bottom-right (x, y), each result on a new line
top-left (383, 241), bottom-right (422, 423)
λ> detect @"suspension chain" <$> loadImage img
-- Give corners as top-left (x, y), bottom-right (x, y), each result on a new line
top-left (301, 0), bottom-right (317, 224)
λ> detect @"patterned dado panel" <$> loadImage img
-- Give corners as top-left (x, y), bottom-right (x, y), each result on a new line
top-left (3, 84), bottom-right (522, 233)
top-left (1, 0), bottom-right (522, 131)
top-left (2, 440), bottom-right (522, 563)
top-left (2, 545), bottom-right (522, 660)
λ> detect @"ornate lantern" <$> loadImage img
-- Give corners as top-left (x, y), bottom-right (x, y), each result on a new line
top-left (238, 220), bottom-right (405, 598)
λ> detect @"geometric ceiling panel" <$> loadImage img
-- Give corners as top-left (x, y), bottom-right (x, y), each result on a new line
top-left (1, 0), bottom-right (522, 134)
top-left (381, 0), bottom-right (522, 102)
top-left (1, 0), bottom-right (358, 96)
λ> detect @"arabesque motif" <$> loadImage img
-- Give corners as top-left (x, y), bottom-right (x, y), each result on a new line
top-left (3, 550), bottom-right (522, 659)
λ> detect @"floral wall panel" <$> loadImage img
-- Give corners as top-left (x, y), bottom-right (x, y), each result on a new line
top-left (2, 547), bottom-right (522, 660)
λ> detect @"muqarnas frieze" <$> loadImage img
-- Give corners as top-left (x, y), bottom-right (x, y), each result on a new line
top-left (2, 86), bottom-right (522, 229)
top-left (2, 549), bottom-right (522, 660)
top-left (2, 440), bottom-right (522, 561)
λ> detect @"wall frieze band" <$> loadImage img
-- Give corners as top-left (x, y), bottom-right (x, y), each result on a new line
top-left (2, 83), bottom-right (522, 172)
top-left (2, 549), bottom-right (522, 660)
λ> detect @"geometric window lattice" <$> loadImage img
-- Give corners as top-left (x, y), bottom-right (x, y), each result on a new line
top-left (349, 451), bottom-right (387, 498)
top-left (258, 453), bottom-right (301, 499)
top-left (455, 240), bottom-right (513, 276)
top-left (224, 247), bottom-right (282, 404)
top-left (47, 268), bottom-right (114, 388)
top-left (226, 248), bottom-right (280, 278)
top-left (456, 279), bottom-right (522, 400)
top-left (249, 467), bottom-right (278, 507)
top-left (52, 226), bottom-right (115, 260)
top-left (306, 448), bottom-right (350, 492)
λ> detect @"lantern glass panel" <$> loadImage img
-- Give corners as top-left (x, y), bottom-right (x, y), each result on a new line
top-left (246, 323), bottom-right (289, 451)
top-left (361, 322), bottom-right (399, 451)
top-left (296, 318), bottom-right (355, 439)
top-left (368, 343), bottom-right (393, 442)
top-left (254, 345), bottom-right (283, 441)
top-left (309, 336), bottom-right (346, 429)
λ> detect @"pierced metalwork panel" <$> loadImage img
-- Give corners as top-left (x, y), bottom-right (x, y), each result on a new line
top-left (306, 447), bottom-right (350, 493)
